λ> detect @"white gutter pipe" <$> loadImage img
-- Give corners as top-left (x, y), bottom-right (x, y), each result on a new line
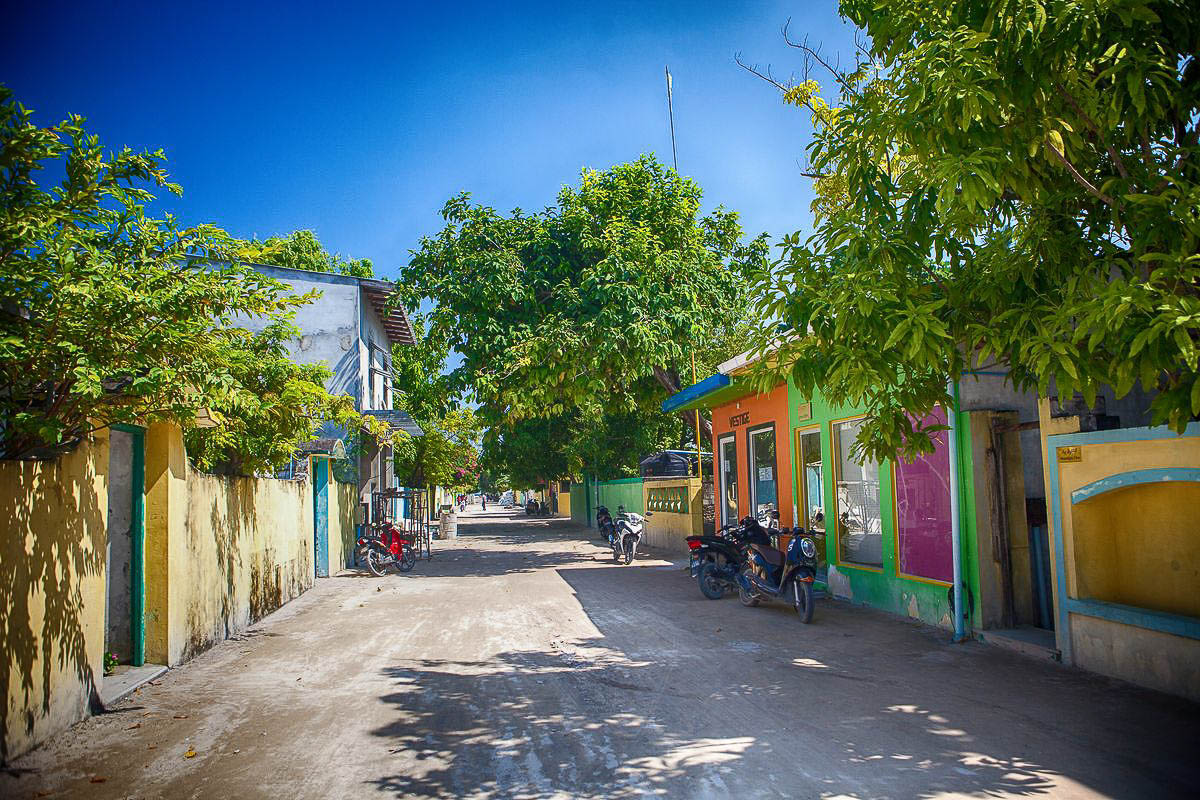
top-left (947, 378), bottom-right (966, 642)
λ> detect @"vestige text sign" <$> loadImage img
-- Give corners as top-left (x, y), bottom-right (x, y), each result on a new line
top-left (729, 412), bottom-right (750, 427)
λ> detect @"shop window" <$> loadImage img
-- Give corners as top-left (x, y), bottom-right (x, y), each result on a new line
top-left (894, 408), bottom-right (953, 583)
top-left (718, 434), bottom-right (738, 526)
top-left (748, 425), bottom-right (778, 521)
top-left (796, 429), bottom-right (825, 535)
top-left (834, 418), bottom-right (883, 567)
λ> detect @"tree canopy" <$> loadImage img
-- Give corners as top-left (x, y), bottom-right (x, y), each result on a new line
top-left (234, 229), bottom-right (374, 278)
top-left (401, 154), bottom-right (765, 481)
top-left (743, 0), bottom-right (1199, 461)
top-left (0, 88), bottom-right (308, 460)
top-left (182, 321), bottom-right (364, 475)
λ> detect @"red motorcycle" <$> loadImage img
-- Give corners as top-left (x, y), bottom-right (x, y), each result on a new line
top-left (358, 521), bottom-right (417, 575)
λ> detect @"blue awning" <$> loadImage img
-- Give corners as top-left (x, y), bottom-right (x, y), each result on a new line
top-left (661, 373), bottom-right (730, 413)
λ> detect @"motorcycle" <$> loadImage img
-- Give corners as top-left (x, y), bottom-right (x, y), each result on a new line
top-left (357, 520), bottom-right (417, 576)
top-left (687, 515), bottom-right (774, 600)
top-left (525, 499), bottom-right (539, 515)
top-left (736, 525), bottom-right (821, 623)
top-left (610, 506), bottom-right (646, 565)
top-left (595, 505), bottom-right (615, 542)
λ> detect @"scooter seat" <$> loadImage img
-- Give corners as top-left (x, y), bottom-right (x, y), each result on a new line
top-left (751, 543), bottom-right (784, 566)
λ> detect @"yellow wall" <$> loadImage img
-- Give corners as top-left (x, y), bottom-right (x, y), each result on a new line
top-left (177, 470), bottom-right (313, 665)
top-left (329, 480), bottom-right (359, 572)
top-left (144, 423), bottom-right (317, 666)
top-left (642, 478), bottom-right (703, 554)
top-left (1056, 435), bottom-right (1200, 615)
top-left (4, 422), bottom-right (360, 758)
top-left (1, 429), bottom-right (109, 761)
top-left (557, 489), bottom-right (571, 518)
top-left (1072, 482), bottom-right (1200, 617)
top-left (1051, 428), bottom-right (1200, 700)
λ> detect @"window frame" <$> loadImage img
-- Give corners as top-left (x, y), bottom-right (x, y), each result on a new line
top-left (717, 432), bottom-right (739, 527)
top-left (830, 415), bottom-right (885, 573)
top-left (746, 422), bottom-right (778, 522)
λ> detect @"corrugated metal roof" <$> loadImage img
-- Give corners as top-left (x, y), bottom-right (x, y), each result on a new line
top-left (359, 279), bottom-right (417, 346)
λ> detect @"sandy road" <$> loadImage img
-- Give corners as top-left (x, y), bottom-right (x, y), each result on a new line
top-left (3, 508), bottom-right (1197, 799)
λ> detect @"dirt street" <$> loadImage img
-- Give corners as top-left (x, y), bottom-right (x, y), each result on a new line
top-left (3, 509), bottom-right (1197, 799)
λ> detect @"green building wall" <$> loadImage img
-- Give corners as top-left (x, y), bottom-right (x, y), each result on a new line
top-left (785, 379), bottom-right (983, 631)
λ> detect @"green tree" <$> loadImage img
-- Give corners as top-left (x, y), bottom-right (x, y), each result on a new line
top-left (402, 155), bottom-right (765, 478)
top-left (0, 88), bottom-right (307, 460)
top-left (393, 407), bottom-right (481, 491)
top-left (743, 1), bottom-right (1199, 461)
top-left (182, 321), bottom-right (365, 475)
top-left (235, 229), bottom-right (373, 278)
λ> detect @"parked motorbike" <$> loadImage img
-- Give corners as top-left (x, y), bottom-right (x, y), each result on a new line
top-left (610, 507), bottom-right (646, 564)
top-left (736, 525), bottom-right (820, 623)
top-left (687, 515), bottom-right (774, 600)
top-left (595, 505), bottom-right (615, 542)
top-left (525, 499), bottom-right (539, 515)
top-left (357, 521), bottom-right (417, 576)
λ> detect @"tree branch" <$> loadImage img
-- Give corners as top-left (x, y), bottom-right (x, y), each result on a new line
top-left (1046, 140), bottom-right (1116, 205)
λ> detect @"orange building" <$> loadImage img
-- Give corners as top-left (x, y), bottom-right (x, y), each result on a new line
top-left (708, 381), bottom-right (794, 530)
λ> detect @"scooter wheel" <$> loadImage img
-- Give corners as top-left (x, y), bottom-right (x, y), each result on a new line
top-left (697, 562), bottom-right (726, 600)
top-left (793, 579), bottom-right (815, 624)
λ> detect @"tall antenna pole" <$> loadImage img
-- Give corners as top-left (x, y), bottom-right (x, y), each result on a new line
top-left (665, 65), bottom-right (679, 171)
top-left (666, 65), bottom-right (702, 485)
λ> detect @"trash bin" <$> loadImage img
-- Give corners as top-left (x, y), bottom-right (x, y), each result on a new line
top-left (439, 509), bottom-right (458, 540)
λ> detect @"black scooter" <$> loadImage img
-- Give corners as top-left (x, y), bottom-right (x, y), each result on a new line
top-left (686, 516), bottom-right (774, 600)
top-left (595, 505), bottom-right (615, 542)
top-left (736, 526), bottom-right (821, 623)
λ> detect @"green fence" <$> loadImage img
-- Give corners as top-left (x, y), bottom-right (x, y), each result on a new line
top-left (570, 476), bottom-right (644, 528)
top-left (570, 482), bottom-right (588, 526)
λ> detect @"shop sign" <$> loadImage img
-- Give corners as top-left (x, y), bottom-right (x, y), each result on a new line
top-left (1057, 445), bottom-right (1082, 463)
top-left (730, 412), bottom-right (750, 427)
top-left (758, 466), bottom-right (773, 481)
top-left (795, 402), bottom-right (812, 422)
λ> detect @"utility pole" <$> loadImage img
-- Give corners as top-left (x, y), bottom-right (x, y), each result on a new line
top-left (665, 65), bottom-right (679, 172)
top-left (666, 65), bottom-right (703, 485)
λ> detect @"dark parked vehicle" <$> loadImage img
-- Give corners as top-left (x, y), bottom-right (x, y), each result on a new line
top-left (687, 515), bottom-right (775, 599)
top-left (736, 526), bottom-right (821, 623)
top-left (595, 505), bottom-right (615, 542)
top-left (638, 450), bottom-right (713, 478)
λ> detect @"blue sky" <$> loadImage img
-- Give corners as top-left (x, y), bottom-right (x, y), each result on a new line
top-left (3, 1), bottom-right (858, 281)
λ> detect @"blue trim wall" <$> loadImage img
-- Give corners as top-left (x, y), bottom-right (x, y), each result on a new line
top-left (1070, 467), bottom-right (1200, 504)
top-left (1046, 422), bottom-right (1200, 665)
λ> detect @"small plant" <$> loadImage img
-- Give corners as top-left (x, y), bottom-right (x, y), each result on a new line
top-left (104, 652), bottom-right (119, 675)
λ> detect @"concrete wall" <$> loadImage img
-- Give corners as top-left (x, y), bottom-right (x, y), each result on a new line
top-left (233, 264), bottom-right (364, 404)
top-left (105, 430), bottom-right (134, 661)
top-left (1, 429), bottom-right (109, 762)
top-left (643, 478), bottom-right (702, 554)
top-left (1044, 422), bottom-right (1200, 700)
top-left (3, 422), bottom-right (360, 759)
top-left (176, 471), bottom-right (313, 666)
top-left (328, 480), bottom-right (359, 572)
top-left (360, 299), bottom-right (390, 411)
